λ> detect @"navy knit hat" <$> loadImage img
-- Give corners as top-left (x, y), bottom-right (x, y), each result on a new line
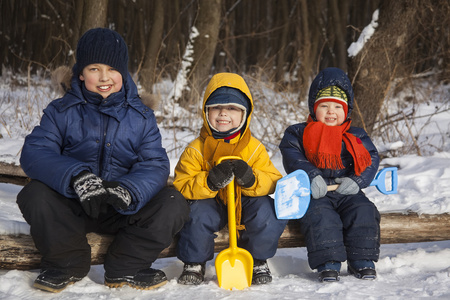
top-left (73, 28), bottom-right (129, 80)
top-left (205, 87), bottom-right (250, 112)
top-left (205, 87), bottom-right (251, 135)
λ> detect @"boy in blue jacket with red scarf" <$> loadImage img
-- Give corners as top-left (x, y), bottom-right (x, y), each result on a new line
top-left (16, 28), bottom-right (189, 292)
top-left (279, 67), bottom-right (380, 282)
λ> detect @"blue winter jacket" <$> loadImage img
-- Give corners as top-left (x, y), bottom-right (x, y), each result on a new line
top-left (20, 74), bottom-right (170, 215)
top-left (279, 68), bottom-right (379, 188)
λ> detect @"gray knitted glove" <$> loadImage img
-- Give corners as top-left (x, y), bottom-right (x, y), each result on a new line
top-left (335, 177), bottom-right (360, 195)
top-left (311, 175), bottom-right (327, 199)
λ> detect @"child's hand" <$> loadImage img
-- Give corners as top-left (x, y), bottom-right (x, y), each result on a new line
top-left (311, 175), bottom-right (327, 199)
top-left (335, 177), bottom-right (360, 195)
top-left (103, 181), bottom-right (132, 210)
top-left (207, 161), bottom-right (235, 191)
top-left (231, 160), bottom-right (255, 188)
top-left (71, 171), bottom-right (109, 218)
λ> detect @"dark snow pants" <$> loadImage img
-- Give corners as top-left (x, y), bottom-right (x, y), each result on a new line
top-left (176, 195), bottom-right (288, 263)
top-left (300, 191), bottom-right (380, 270)
top-left (17, 180), bottom-right (190, 278)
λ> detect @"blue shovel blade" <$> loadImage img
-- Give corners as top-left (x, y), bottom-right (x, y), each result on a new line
top-left (274, 169), bottom-right (311, 219)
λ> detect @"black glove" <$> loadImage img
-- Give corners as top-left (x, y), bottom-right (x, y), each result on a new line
top-left (231, 160), bottom-right (255, 188)
top-left (207, 161), bottom-right (234, 191)
top-left (103, 180), bottom-right (132, 210)
top-left (72, 171), bottom-right (108, 218)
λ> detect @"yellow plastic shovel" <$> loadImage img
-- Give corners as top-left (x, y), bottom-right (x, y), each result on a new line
top-left (215, 156), bottom-right (254, 290)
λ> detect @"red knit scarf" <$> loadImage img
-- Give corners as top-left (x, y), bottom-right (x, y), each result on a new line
top-left (303, 117), bottom-right (371, 176)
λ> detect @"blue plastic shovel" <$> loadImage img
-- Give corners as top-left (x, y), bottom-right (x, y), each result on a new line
top-left (274, 169), bottom-right (311, 220)
top-left (274, 167), bottom-right (398, 219)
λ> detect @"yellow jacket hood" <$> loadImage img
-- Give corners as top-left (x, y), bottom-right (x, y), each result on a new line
top-left (202, 73), bottom-right (254, 143)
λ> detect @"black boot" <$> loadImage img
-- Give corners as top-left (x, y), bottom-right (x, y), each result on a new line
top-left (317, 261), bottom-right (341, 282)
top-left (348, 260), bottom-right (377, 280)
top-left (252, 259), bottom-right (272, 285)
top-left (33, 269), bottom-right (83, 293)
top-left (318, 270), bottom-right (340, 282)
top-left (178, 263), bottom-right (206, 285)
top-left (105, 268), bottom-right (168, 290)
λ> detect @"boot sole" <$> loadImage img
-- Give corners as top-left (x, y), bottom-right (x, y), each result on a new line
top-left (348, 266), bottom-right (377, 280)
top-left (33, 278), bottom-right (81, 293)
top-left (105, 279), bottom-right (168, 290)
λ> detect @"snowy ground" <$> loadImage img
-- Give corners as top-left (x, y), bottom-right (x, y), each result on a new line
top-left (1, 70), bottom-right (450, 298)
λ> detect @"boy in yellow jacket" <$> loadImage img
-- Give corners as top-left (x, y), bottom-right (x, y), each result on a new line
top-left (173, 73), bottom-right (287, 285)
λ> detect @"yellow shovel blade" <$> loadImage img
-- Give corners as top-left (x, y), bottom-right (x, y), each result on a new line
top-left (215, 247), bottom-right (253, 290)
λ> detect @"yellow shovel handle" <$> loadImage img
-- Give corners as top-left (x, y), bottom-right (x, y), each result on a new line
top-left (217, 156), bottom-right (242, 249)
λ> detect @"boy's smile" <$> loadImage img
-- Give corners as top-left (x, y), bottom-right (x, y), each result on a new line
top-left (208, 105), bottom-right (244, 132)
top-left (80, 63), bottom-right (123, 99)
top-left (315, 101), bottom-right (346, 126)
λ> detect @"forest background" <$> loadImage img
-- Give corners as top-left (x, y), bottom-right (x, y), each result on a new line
top-left (1, 0), bottom-right (449, 162)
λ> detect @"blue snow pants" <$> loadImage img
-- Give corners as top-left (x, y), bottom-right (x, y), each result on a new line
top-left (176, 195), bottom-right (288, 263)
top-left (300, 191), bottom-right (380, 270)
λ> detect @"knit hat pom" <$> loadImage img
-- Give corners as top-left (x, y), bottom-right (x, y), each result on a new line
top-left (73, 28), bottom-right (129, 80)
top-left (314, 86), bottom-right (349, 118)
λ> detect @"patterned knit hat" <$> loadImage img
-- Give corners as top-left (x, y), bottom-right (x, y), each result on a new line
top-left (72, 28), bottom-right (129, 80)
top-left (313, 86), bottom-right (349, 118)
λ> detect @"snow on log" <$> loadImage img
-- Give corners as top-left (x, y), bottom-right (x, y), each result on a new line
top-left (1, 213), bottom-right (449, 270)
top-left (0, 162), bottom-right (29, 186)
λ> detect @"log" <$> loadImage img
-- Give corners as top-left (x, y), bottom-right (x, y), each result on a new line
top-left (0, 162), bottom-right (29, 186)
top-left (1, 213), bottom-right (449, 270)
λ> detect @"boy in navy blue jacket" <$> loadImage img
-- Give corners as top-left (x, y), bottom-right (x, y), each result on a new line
top-left (279, 67), bottom-right (380, 282)
top-left (17, 28), bottom-right (189, 292)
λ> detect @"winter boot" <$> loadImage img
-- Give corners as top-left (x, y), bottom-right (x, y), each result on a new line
top-left (348, 260), bottom-right (377, 280)
top-left (33, 269), bottom-right (83, 293)
top-left (317, 261), bottom-right (341, 282)
top-left (252, 259), bottom-right (272, 285)
top-left (177, 263), bottom-right (206, 285)
top-left (104, 268), bottom-right (168, 290)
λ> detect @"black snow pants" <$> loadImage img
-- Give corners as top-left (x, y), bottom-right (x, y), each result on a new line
top-left (299, 191), bottom-right (380, 270)
top-left (17, 180), bottom-right (190, 278)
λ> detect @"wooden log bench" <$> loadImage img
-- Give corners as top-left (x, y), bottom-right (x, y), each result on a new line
top-left (1, 213), bottom-right (450, 270)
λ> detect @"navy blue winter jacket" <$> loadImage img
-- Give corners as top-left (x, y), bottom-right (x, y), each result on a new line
top-left (20, 74), bottom-right (169, 215)
top-left (279, 67), bottom-right (379, 187)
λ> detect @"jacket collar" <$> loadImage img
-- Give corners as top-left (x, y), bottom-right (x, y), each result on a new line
top-left (55, 73), bottom-right (150, 120)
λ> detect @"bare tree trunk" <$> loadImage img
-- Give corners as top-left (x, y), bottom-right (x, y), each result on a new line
top-left (348, 0), bottom-right (420, 134)
top-left (140, 0), bottom-right (165, 93)
top-left (171, 0), bottom-right (222, 108)
top-left (80, 0), bottom-right (109, 35)
top-left (274, 0), bottom-right (290, 86)
top-left (294, 0), bottom-right (323, 103)
top-left (330, 0), bottom-right (349, 71)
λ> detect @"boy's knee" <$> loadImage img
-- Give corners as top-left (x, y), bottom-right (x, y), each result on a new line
top-left (17, 180), bottom-right (57, 210)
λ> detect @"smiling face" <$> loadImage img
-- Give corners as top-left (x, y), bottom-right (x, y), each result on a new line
top-left (207, 105), bottom-right (244, 132)
top-left (315, 101), bottom-right (346, 126)
top-left (79, 63), bottom-right (123, 99)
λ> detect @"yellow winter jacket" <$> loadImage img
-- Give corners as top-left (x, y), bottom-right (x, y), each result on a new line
top-left (173, 73), bottom-right (282, 201)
